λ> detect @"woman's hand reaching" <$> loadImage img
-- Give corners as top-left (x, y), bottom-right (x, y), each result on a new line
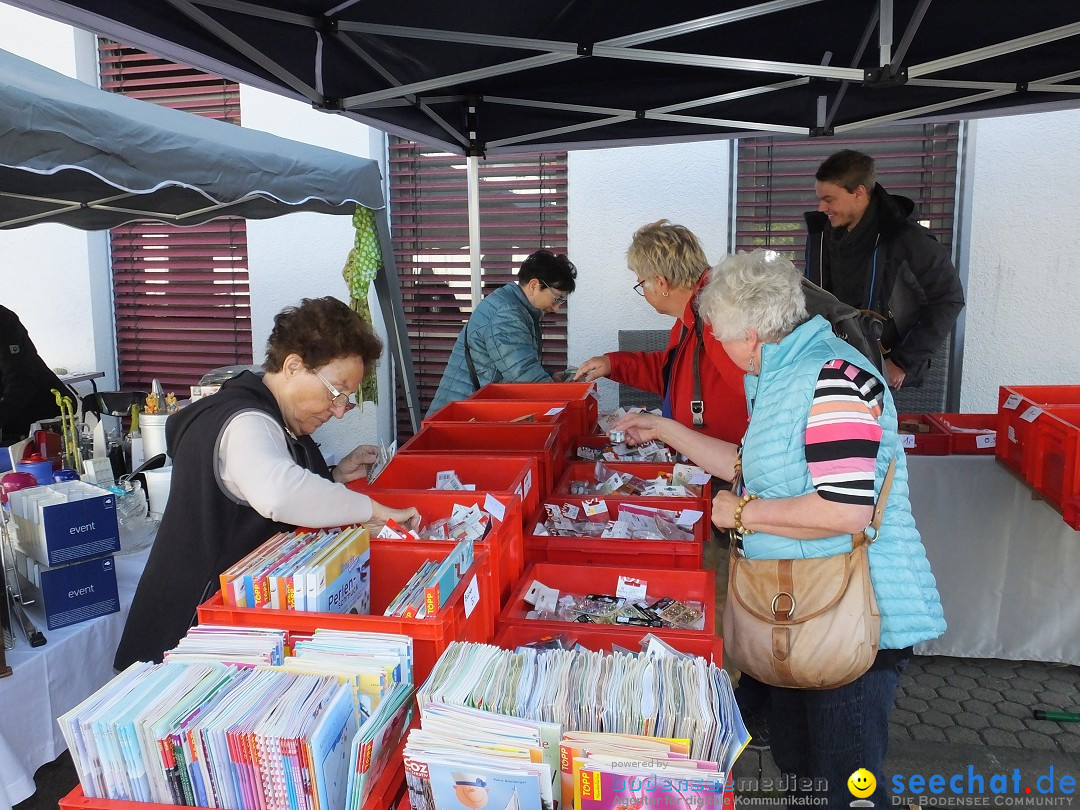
top-left (333, 444), bottom-right (380, 483)
top-left (612, 410), bottom-right (675, 446)
top-left (370, 501), bottom-right (421, 532)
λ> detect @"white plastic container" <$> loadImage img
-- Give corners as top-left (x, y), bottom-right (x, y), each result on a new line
top-left (142, 467), bottom-right (173, 514)
top-left (140, 413), bottom-right (170, 465)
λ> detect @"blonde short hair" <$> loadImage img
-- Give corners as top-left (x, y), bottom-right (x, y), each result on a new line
top-left (626, 220), bottom-right (708, 290)
top-left (699, 250), bottom-right (808, 343)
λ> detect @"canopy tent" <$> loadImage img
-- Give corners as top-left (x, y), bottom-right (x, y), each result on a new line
top-left (0, 47), bottom-right (387, 228)
top-left (5, 0), bottom-right (1080, 156)
top-left (0, 47), bottom-right (421, 427)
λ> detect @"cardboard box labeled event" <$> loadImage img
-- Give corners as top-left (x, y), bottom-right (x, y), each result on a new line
top-left (9, 480), bottom-right (120, 566)
top-left (15, 550), bottom-right (119, 630)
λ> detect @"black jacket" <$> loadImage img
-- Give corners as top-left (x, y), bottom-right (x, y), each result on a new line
top-left (0, 305), bottom-right (70, 443)
top-left (804, 184), bottom-right (965, 386)
top-left (114, 371), bottom-right (331, 667)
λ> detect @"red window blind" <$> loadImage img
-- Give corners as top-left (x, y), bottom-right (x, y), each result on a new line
top-left (735, 123), bottom-right (959, 266)
top-left (389, 139), bottom-right (569, 437)
top-left (98, 40), bottom-right (252, 394)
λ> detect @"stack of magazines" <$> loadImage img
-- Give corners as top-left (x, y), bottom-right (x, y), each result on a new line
top-left (383, 538), bottom-right (474, 618)
top-left (218, 525), bottom-right (371, 613)
top-left (58, 626), bottom-right (413, 809)
top-left (408, 641), bottom-right (748, 809)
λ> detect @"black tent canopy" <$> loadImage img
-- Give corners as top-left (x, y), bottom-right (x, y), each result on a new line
top-left (7, 0), bottom-right (1080, 155)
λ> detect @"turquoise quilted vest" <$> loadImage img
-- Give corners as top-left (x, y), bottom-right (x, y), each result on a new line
top-left (739, 316), bottom-right (946, 649)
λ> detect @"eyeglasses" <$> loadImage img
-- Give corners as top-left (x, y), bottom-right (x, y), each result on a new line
top-left (633, 279), bottom-right (648, 296)
top-left (539, 280), bottom-right (568, 307)
top-left (313, 368), bottom-right (358, 412)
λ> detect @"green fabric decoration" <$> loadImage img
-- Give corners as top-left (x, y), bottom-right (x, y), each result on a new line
top-left (342, 205), bottom-right (381, 404)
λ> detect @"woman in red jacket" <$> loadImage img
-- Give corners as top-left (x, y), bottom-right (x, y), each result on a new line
top-left (574, 220), bottom-right (748, 443)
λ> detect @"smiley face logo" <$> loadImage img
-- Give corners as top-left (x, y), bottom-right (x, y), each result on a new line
top-left (848, 768), bottom-right (876, 798)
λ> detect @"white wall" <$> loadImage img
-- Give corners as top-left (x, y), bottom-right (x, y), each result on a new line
top-left (0, 7), bottom-right (116, 390)
top-left (959, 108), bottom-right (1080, 412)
top-left (240, 86), bottom-right (393, 459)
top-left (566, 140), bottom-right (731, 411)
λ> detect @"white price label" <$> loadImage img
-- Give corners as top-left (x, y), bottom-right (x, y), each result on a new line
top-left (900, 433), bottom-right (916, 449)
top-left (976, 433), bottom-right (997, 449)
top-left (463, 575), bottom-right (480, 618)
top-left (544, 406), bottom-right (565, 416)
top-left (1019, 406), bottom-right (1042, 423)
top-left (1002, 393), bottom-right (1022, 410)
top-left (523, 469), bottom-right (533, 497)
top-left (616, 575), bottom-right (648, 600)
top-left (676, 509), bottom-right (704, 527)
top-left (483, 493), bottom-right (507, 522)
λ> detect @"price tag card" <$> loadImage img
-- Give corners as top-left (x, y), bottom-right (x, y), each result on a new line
top-left (463, 575), bottom-right (480, 618)
top-left (1002, 393), bottom-right (1022, 410)
top-left (616, 575), bottom-right (648, 601)
top-left (544, 406), bottom-right (565, 416)
top-left (1019, 406), bottom-right (1042, 423)
top-left (583, 498), bottom-right (609, 517)
top-left (676, 509), bottom-right (704, 527)
top-left (482, 494), bottom-right (506, 522)
top-left (523, 469), bottom-right (533, 497)
top-left (976, 433), bottom-right (997, 449)
top-left (900, 433), bottom-right (916, 448)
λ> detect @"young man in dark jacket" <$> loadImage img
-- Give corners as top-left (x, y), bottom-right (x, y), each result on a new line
top-left (804, 149), bottom-right (965, 389)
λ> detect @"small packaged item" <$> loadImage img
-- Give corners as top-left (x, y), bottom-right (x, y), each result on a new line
top-left (650, 596), bottom-right (705, 629)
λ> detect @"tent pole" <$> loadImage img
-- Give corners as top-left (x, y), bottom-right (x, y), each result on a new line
top-left (468, 155), bottom-right (482, 307)
top-left (372, 208), bottom-right (422, 434)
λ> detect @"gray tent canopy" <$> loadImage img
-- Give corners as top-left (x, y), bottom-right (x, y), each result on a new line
top-left (0, 47), bottom-right (385, 229)
top-left (0, 46), bottom-right (421, 429)
top-left (6, 0), bottom-right (1080, 156)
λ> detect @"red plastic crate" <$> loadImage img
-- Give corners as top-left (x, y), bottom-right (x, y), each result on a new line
top-left (555, 461), bottom-right (713, 504)
top-left (1029, 405), bottom-right (1080, 527)
top-left (399, 422), bottom-right (563, 496)
top-left (494, 623), bottom-right (722, 665)
top-left (344, 488), bottom-right (525, 608)
top-left (524, 496), bottom-right (708, 569)
top-left (498, 562), bottom-right (717, 641)
top-left (59, 726), bottom-right (408, 809)
top-left (926, 413), bottom-right (998, 455)
top-left (198, 541), bottom-right (495, 684)
top-left (468, 381), bottom-right (600, 437)
top-left (997, 385), bottom-right (1080, 479)
top-left (423, 399), bottom-right (573, 460)
top-left (353, 452), bottom-right (540, 518)
top-left (896, 413), bottom-right (951, 455)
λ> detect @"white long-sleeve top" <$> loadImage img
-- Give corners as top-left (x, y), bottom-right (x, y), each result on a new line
top-left (216, 410), bottom-right (373, 526)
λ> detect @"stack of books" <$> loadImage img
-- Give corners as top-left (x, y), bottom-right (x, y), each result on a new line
top-left (218, 525), bottom-right (371, 613)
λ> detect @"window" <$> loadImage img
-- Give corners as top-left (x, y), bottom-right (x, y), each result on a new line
top-left (734, 123), bottom-right (959, 265)
top-left (99, 41), bottom-right (252, 393)
top-left (733, 124), bottom-right (961, 411)
top-left (389, 139), bottom-right (568, 436)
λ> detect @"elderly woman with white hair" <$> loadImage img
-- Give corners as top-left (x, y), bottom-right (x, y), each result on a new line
top-left (615, 248), bottom-right (944, 808)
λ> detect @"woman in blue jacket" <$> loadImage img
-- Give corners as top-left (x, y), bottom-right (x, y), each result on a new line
top-left (426, 249), bottom-right (577, 416)
top-left (616, 249), bottom-right (944, 808)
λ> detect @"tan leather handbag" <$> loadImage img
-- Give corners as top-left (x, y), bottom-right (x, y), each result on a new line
top-left (722, 460), bottom-right (895, 690)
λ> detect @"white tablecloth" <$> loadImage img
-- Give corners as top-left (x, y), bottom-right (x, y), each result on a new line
top-left (907, 455), bottom-right (1080, 665)
top-left (0, 547), bottom-right (149, 810)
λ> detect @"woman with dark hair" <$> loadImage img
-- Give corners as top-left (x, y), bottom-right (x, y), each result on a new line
top-left (115, 297), bottom-right (420, 668)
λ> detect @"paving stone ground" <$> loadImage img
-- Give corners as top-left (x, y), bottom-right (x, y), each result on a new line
top-left (733, 654), bottom-right (1080, 807)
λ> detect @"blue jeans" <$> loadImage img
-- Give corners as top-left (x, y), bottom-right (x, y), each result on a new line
top-left (767, 656), bottom-right (908, 809)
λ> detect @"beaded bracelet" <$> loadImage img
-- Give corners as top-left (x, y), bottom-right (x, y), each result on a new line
top-left (733, 493), bottom-right (758, 535)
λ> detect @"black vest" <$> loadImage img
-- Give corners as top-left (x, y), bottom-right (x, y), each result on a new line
top-left (114, 371), bottom-right (331, 668)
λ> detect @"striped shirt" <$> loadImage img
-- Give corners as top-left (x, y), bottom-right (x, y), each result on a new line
top-left (805, 359), bottom-right (885, 505)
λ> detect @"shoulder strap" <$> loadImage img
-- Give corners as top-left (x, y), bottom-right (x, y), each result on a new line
top-left (854, 456), bottom-right (897, 548)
